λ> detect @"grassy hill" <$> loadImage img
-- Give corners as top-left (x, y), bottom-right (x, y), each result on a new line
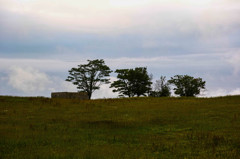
top-left (1, 96), bottom-right (240, 159)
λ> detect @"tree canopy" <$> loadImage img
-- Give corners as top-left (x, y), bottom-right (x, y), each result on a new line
top-left (168, 75), bottom-right (205, 97)
top-left (65, 59), bottom-right (207, 99)
top-left (66, 59), bottom-right (112, 99)
top-left (110, 67), bottom-right (152, 97)
top-left (150, 76), bottom-right (171, 97)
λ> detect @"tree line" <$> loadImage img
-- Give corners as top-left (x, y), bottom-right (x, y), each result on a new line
top-left (66, 59), bottom-right (206, 99)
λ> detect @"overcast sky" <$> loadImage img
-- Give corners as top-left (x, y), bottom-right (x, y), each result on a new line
top-left (0, 0), bottom-right (240, 98)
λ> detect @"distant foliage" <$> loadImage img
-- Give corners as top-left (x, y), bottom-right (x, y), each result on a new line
top-left (66, 59), bottom-right (112, 99)
top-left (65, 58), bottom-right (207, 99)
top-left (110, 67), bottom-right (152, 97)
top-left (168, 75), bottom-right (205, 97)
top-left (150, 76), bottom-right (171, 97)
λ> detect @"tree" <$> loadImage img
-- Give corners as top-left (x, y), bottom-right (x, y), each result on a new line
top-left (150, 76), bottom-right (171, 97)
top-left (168, 75), bottom-right (205, 97)
top-left (110, 69), bottom-right (134, 97)
top-left (110, 67), bottom-right (152, 97)
top-left (66, 59), bottom-right (112, 99)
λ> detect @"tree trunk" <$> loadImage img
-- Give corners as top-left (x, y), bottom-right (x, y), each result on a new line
top-left (88, 92), bottom-right (92, 99)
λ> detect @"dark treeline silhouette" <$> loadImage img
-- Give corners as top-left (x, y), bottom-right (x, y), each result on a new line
top-left (66, 59), bottom-right (206, 99)
top-left (110, 67), bottom-right (152, 97)
top-left (66, 59), bottom-right (112, 99)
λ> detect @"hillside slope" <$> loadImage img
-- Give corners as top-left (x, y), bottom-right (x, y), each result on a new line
top-left (1, 96), bottom-right (240, 158)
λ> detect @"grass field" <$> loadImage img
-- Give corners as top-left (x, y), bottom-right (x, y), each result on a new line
top-left (1, 96), bottom-right (240, 159)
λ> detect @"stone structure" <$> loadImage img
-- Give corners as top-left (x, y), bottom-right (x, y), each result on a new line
top-left (51, 92), bottom-right (89, 100)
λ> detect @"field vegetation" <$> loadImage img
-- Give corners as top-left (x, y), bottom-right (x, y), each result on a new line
top-left (1, 96), bottom-right (240, 158)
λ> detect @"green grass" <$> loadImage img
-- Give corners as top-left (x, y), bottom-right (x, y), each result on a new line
top-left (1, 96), bottom-right (240, 159)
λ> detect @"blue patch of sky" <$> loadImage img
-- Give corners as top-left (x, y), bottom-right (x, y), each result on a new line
top-left (0, 29), bottom-right (223, 60)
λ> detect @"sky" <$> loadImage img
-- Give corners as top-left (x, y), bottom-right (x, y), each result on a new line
top-left (0, 0), bottom-right (240, 98)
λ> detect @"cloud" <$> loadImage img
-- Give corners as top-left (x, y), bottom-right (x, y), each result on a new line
top-left (4, 65), bottom-right (116, 98)
top-left (0, 52), bottom-right (239, 98)
top-left (203, 88), bottom-right (240, 97)
top-left (1, 0), bottom-right (239, 61)
top-left (230, 88), bottom-right (240, 95)
top-left (93, 76), bottom-right (118, 99)
top-left (1, 0), bottom-right (240, 35)
top-left (202, 88), bottom-right (228, 97)
top-left (105, 53), bottom-right (229, 73)
top-left (0, 58), bottom-right (82, 72)
top-left (0, 53), bottom-right (229, 75)
top-left (1, 0), bottom-right (239, 98)
top-left (8, 66), bottom-right (51, 93)
top-left (5, 66), bottom-right (78, 96)
top-left (0, 52), bottom-right (232, 76)
top-left (225, 51), bottom-right (240, 75)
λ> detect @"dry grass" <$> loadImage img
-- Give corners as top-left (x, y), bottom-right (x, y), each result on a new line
top-left (0, 96), bottom-right (240, 158)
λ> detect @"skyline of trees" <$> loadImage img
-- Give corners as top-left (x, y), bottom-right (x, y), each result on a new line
top-left (66, 59), bottom-right (206, 98)
top-left (110, 67), bottom-right (152, 97)
top-left (66, 59), bottom-right (112, 99)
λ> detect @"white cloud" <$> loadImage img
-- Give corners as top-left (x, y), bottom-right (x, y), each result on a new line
top-left (1, 0), bottom-right (239, 98)
top-left (202, 88), bottom-right (228, 97)
top-left (230, 88), bottom-right (240, 95)
top-left (203, 88), bottom-right (240, 97)
top-left (0, 53), bottom-right (239, 98)
top-left (225, 51), bottom-right (240, 75)
top-left (93, 76), bottom-right (118, 99)
top-left (46, 76), bottom-right (77, 93)
top-left (8, 66), bottom-right (51, 92)
top-left (1, 0), bottom-right (240, 35)
top-left (60, 81), bottom-right (77, 92)
top-left (4, 65), bottom-right (117, 98)
top-left (5, 66), bottom-right (79, 96)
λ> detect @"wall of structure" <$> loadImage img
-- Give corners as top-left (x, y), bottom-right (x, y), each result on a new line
top-left (51, 92), bottom-right (89, 100)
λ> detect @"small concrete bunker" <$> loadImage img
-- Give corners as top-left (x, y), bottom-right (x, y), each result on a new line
top-left (51, 92), bottom-right (89, 100)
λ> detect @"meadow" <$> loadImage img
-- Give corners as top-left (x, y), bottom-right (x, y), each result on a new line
top-left (0, 96), bottom-right (240, 159)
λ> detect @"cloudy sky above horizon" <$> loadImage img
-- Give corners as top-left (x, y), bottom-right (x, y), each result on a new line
top-left (0, 0), bottom-right (240, 98)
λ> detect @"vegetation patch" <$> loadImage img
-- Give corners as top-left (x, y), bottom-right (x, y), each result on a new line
top-left (1, 96), bottom-right (240, 158)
